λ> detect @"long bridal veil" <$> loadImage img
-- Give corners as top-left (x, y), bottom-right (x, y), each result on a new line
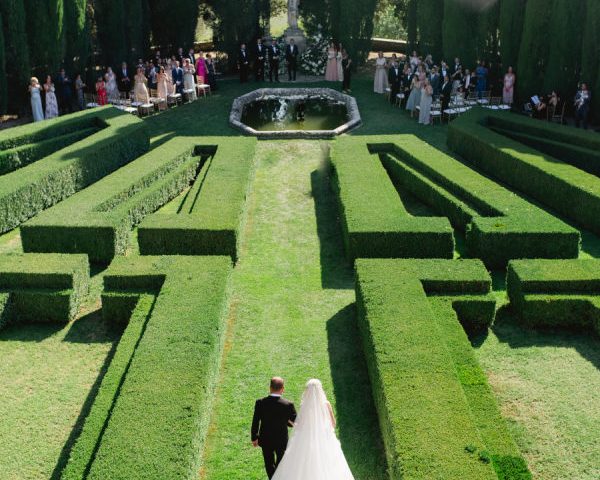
top-left (272, 379), bottom-right (355, 480)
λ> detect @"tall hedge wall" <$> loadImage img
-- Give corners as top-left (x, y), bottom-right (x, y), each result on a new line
top-left (0, 12), bottom-right (6, 115)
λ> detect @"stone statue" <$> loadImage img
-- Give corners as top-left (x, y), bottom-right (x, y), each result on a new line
top-left (288, 0), bottom-right (300, 30)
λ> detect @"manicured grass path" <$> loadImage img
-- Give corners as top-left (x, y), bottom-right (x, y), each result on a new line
top-left (201, 140), bottom-right (387, 479)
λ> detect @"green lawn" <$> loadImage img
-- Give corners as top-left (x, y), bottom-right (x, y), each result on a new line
top-left (0, 73), bottom-right (599, 479)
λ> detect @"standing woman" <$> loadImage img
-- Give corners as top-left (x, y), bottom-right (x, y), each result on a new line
top-left (405, 72), bottom-right (421, 115)
top-left (503, 66), bottom-right (516, 105)
top-left (325, 42), bottom-right (338, 81)
top-left (475, 61), bottom-right (488, 98)
top-left (183, 59), bottom-right (197, 100)
top-left (134, 67), bottom-right (150, 104)
top-left (75, 74), bottom-right (86, 110)
top-left (95, 76), bottom-right (108, 106)
top-left (418, 79), bottom-right (434, 125)
top-left (44, 75), bottom-right (59, 119)
top-left (374, 51), bottom-right (388, 94)
top-left (105, 67), bottom-right (119, 102)
top-left (156, 66), bottom-right (169, 100)
top-left (336, 43), bottom-right (344, 83)
top-left (29, 77), bottom-right (44, 122)
top-left (341, 49), bottom-right (352, 93)
top-left (195, 53), bottom-right (207, 85)
top-left (206, 54), bottom-right (217, 90)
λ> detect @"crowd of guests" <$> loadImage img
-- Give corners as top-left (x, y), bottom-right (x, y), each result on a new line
top-left (528, 83), bottom-right (592, 129)
top-left (373, 50), bottom-right (515, 125)
top-left (324, 43), bottom-right (353, 93)
top-left (238, 38), bottom-right (300, 84)
top-left (28, 47), bottom-right (218, 122)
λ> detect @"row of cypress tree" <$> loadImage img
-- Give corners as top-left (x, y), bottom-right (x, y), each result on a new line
top-left (402, 0), bottom-right (600, 110)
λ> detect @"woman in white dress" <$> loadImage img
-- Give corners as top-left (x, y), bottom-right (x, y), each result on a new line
top-left (325, 43), bottom-right (338, 82)
top-left (43, 75), bottom-right (59, 119)
top-left (183, 59), bottom-right (197, 100)
top-left (105, 67), bottom-right (119, 102)
top-left (272, 379), bottom-right (354, 480)
top-left (418, 79), bottom-right (434, 125)
top-left (29, 77), bottom-right (44, 122)
top-left (336, 44), bottom-right (344, 82)
top-left (373, 51), bottom-right (388, 94)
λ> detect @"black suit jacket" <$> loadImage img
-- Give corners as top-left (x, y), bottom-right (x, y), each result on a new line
top-left (239, 49), bottom-right (249, 66)
top-left (286, 45), bottom-right (298, 62)
top-left (255, 45), bottom-right (266, 62)
top-left (268, 45), bottom-right (280, 61)
top-left (251, 395), bottom-right (297, 447)
top-left (388, 67), bottom-right (401, 87)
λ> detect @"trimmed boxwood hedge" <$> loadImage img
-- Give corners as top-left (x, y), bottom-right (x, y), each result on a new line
top-left (62, 255), bottom-right (232, 480)
top-left (356, 259), bottom-right (531, 479)
top-left (448, 108), bottom-right (600, 235)
top-left (0, 253), bottom-right (89, 328)
top-left (331, 137), bottom-right (454, 260)
top-left (369, 136), bottom-right (580, 268)
top-left (507, 259), bottom-right (600, 333)
top-left (0, 107), bottom-right (148, 233)
top-left (21, 138), bottom-right (204, 263)
top-left (137, 137), bottom-right (256, 260)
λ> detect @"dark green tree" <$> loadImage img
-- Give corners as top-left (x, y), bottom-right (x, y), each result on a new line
top-left (126, 0), bottom-right (150, 61)
top-left (338, 0), bottom-right (378, 63)
top-left (581, 0), bottom-right (600, 114)
top-left (543, 0), bottom-right (583, 98)
top-left (499, 0), bottom-right (526, 69)
top-left (443, 0), bottom-right (477, 68)
top-left (149, 0), bottom-right (199, 50)
top-left (476, 1), bottom-right (500, 64)
top-left (405, 0), bottom-right (417, 52)
top-left (95, 0), bottom-right (127, 67)
top-left (0, 12), bottom-right (7, 114)
top-left (24, 0), bottom-right (65, 76)
top-left (64, 0), bottom-right (90, 72)
top-left (516, 0), bottom-right (554, 102)
top-left (417, 0), bottom-right (443, 60)
top-left (0, 0), bottom-right (31, 112)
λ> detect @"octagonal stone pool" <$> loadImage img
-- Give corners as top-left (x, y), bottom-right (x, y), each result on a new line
top-left (230, 88), bottom-right (361, 139)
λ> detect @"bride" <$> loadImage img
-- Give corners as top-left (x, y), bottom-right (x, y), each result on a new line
top-left (272, 379), bottom-right (354, 479)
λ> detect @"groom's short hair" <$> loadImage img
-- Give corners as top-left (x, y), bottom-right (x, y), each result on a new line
top-left (270, 377), bottom-right (284, 392)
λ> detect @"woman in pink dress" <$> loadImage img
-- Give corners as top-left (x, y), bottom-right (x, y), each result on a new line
top-left (95, 76), bottom-right (108, 106)
top-left (195, 54), bottom-right (207, 85)
top-left (503, 66), bottom-right (516, 105)
top-left (325, 42), bottom-right (338, 81)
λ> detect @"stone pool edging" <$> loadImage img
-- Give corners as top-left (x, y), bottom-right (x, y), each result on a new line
top-left (229, 88), bottom-right (362, 139)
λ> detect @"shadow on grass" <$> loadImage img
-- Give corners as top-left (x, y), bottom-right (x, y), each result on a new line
top-left (327, 304), bottom-right (388, 480)
top-left (485, 305), bottom-right (600, 371)
top-left (310, 164), bottom-right (354, 290)
top-left (64, 309), bottom-right (121, 344)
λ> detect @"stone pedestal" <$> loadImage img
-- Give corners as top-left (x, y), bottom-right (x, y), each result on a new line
top-left (284, 27), bottom-right (307, 52)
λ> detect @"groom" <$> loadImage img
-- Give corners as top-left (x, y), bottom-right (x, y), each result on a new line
top-left (251, 377), bottom-right (297, 478)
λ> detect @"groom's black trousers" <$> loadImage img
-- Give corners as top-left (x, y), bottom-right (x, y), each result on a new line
top-left (261, 443), bottom-right (286, 479)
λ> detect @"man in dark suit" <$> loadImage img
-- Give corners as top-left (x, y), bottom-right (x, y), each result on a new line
top-left (430, 66), bottom-right (441, 98)
top-left (285, 39), bottom-right (299, 81)
top-left (56, 68), bottom-right (74, 113)
top-left (388, 61), bottom-right (401, 105)
top-left (251, 377), bottom-right (297, 479)
top-left (118, 62), bottom-right (132, 97)
top-left (255, 38), bottom-right (266, 82)
top-left (268, 42), bottom-right (280, 82)
top-left (238, 43), bottom-right (250, 83)
top-left (441, 74), bottom-right (453, 115)
top-left (171, 60), bottom-right (184, 94)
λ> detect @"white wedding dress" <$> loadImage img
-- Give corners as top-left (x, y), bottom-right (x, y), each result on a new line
top-left (272, 379), bottom-right (354, 480)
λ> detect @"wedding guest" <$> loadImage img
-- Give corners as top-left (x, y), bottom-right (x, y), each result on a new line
top-left (156, 66), bottom-right (169, 100)
top-left (441, 74), bottom-right (452, 113)
top-left (29, 77), bottom-right (44, 122)
top-left (341, 49), bottom-right (352, 93)
top-left (441, 60), bottom-right (449, 79)
top-left (268, 42), bottom-right (280, 82)
top-left (255, 38), bottom-right (266, 82)
top-left (146, 61), bottom-right (157, 91)
top-left (463, 69), bottom-right (474, 95)
top-left (239, 43), bottom-right (250, 83)
top-left (134, 67), bottom-right (150, 103)
top-left (503, 66), bottom-right (516, 105)
top-left (172, 60), bottom-right (184, 94)
top-left (325, 42), bottom-right (338, 81)
top-left (44, 75), bottom-right (59, 119)
top-left (153, 49), bottom-right (162, 67)
top-left (195, 53), bottom-right (207, 84)
top-left (336, 43), bottom-right (344, 82)
top-left (188, 48), bottom-right (196, 68)
top-left (476, 61), bottom-right (489, 98)
top-left (183, 59), bottom-right (197, 100)
top-left (285, 39), bottom-right (298, 81)
top-left (451, 64), bottom-right (463, 92)
top-left (105, 67), bottom-right (119, 102)
top-left (118, 62), bottom-right (132, 97)
top-left (430, 66), bottom-right (441, 97)
top-left (56, 68), bottom-right (74, 113)
top-left (176, 47), bottom-right (185, 66)
top-left (424, 54), bottom-right (434, 71)
top-left (374, 51), bottom-right (388, 94)
top-left (409, 50), bottom-right (419, 72)
top-left (452, 57), bottom-right (462, 78)
top-left (402, 65), bottom-right (413, 100)
top-left (75, 74), bottom-right (86, 110)
top-left (388, 60), bottom-right (401, 104)
top-left (575, 83), bottom-right (591, 129)
top-left (95, 76), bottom-right (108, 106)
top-left (405, 73), bottom-right (421, 115)
top-left (419, 79), bottom-right (434, 125)
top-left (205, 54), bottom-right (217, 90)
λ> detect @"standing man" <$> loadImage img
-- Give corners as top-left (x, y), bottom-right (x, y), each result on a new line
top-left (268, 42), bottom-right (280, 83)
top-left (118, 62), bottom-right (132, 98)
top-left (430, 66), bottom-right (441, 98)
top-left (255, 38), bottom-right (265, 82)
top-left (56, 68), bottom-right (74, 114)
top-left (238, 43), bottom-right (250, 83)
top-left (171, 60), bottom-right (184, 94)
top-left (251, 377), bottom-right (297, 479)
top-left (285, 39), bottom-right (298, 82)
top-left (441, 74), bottom-right (452, 115)
top-left (575, 83), bottom-right (592, 129)
top-left (388, 60), bottom-right (401, 105)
